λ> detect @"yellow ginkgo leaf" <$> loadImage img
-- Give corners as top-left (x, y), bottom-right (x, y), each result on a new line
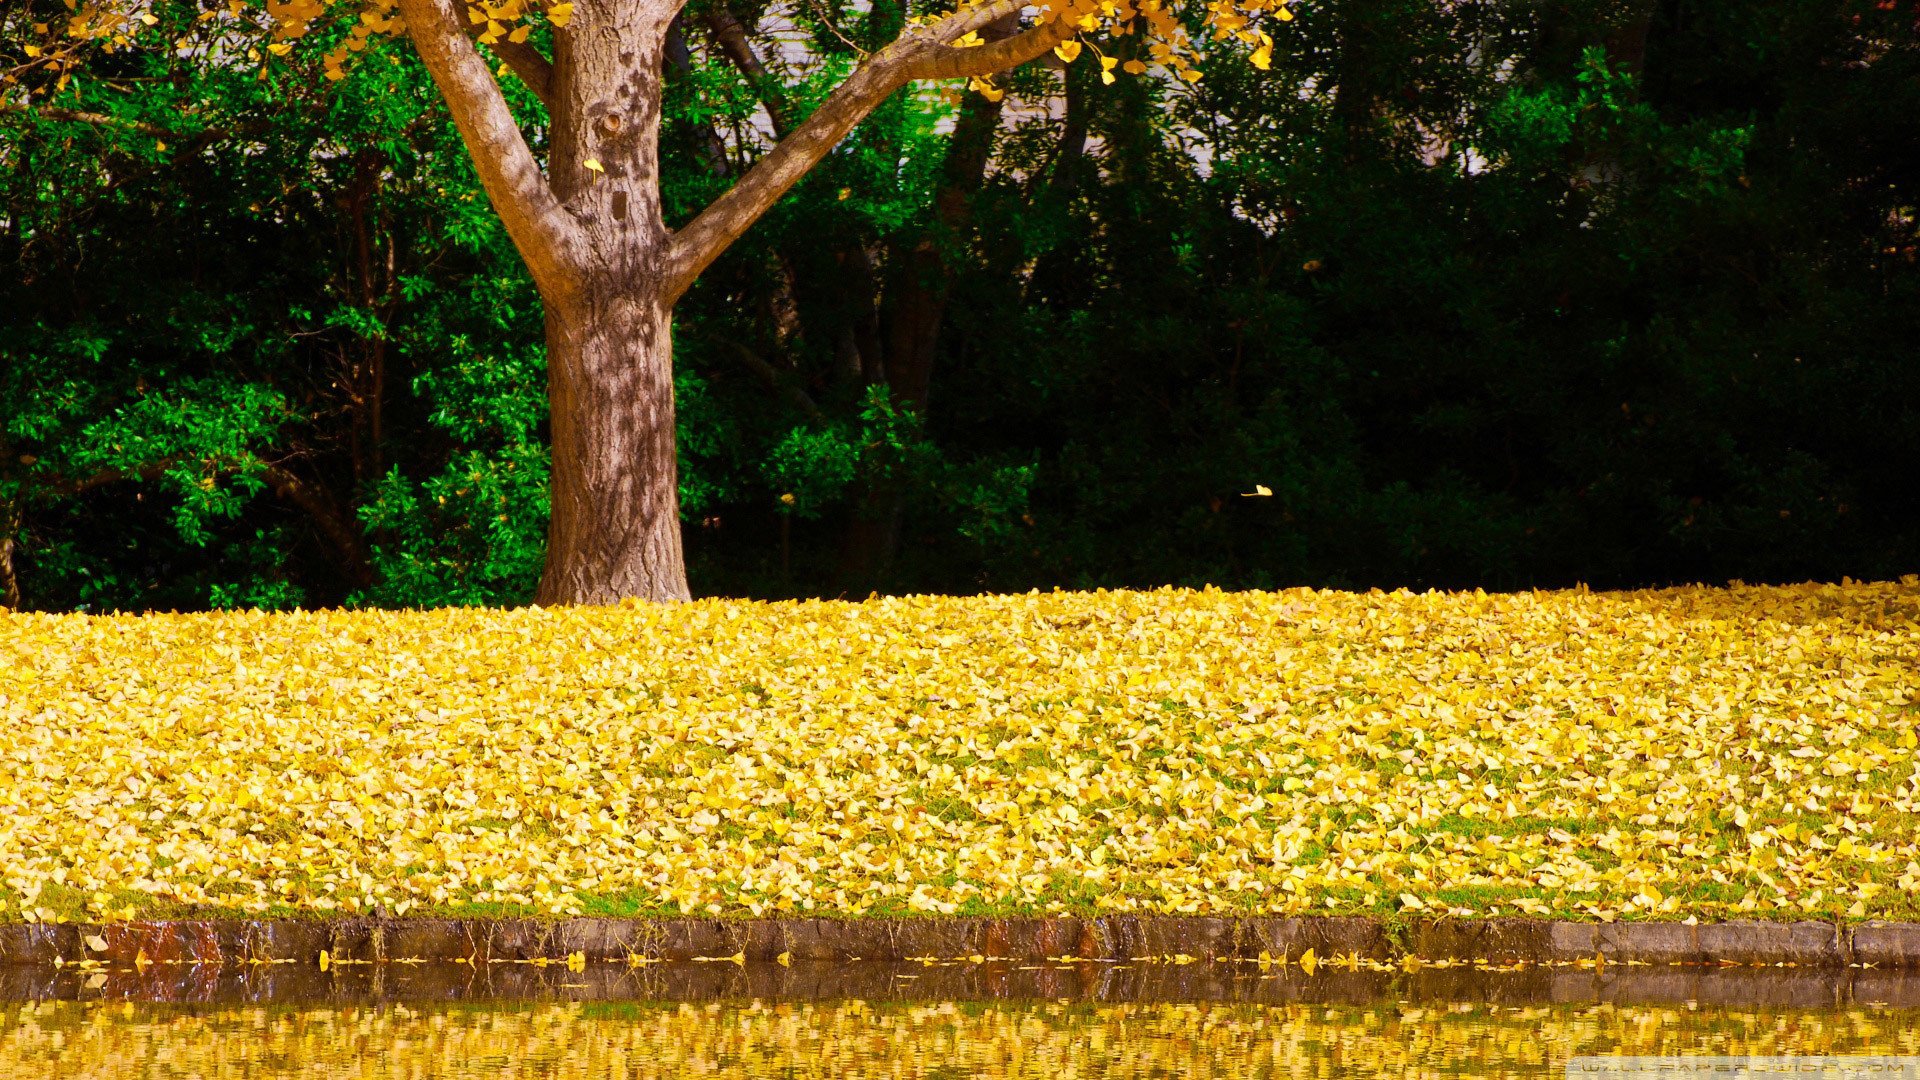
top-left (547, 2), bottom-right (573, 27)
top-left (582, 158), bottom-right (604, 173)
top-left (1298, 948), bottom-right (1318, 975)
top-left (1054, 39), bottom-right (1083, 63)
top-left (1242, 484), bottom-right (1272, 497)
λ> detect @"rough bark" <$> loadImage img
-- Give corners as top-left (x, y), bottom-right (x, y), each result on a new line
top-left (538, 296), bottom-right (690, 605)
top-left (1043, 58), bottom-right (1091, 201)
top-left (397, 0), bottom-right (586, 304)
top-left (535, 3), bottom-right (691, 604)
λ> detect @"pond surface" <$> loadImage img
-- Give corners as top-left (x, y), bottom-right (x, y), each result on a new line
top-left (4, 963), bottom-right (1918, 1079)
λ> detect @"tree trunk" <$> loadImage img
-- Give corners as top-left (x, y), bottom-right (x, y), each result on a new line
top-left (536, 291), bottom-right (690, 604)
top-left (531, 3), bottom-right (689, 605)
top-left (0, 538), bottom-right (16, 611)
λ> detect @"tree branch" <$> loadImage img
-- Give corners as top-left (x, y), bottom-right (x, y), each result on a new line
top-left (257, 463), bottom-right (374, 589)
top-left (43, 459), bottom-right (179, 497)
top-left (397, 0), bottom-right (584, 301)
top-left (933, 0), bottom-right (1044, 42)
top-left (0, 497), bottom-right (21, 612)
top-left (663, 0), bottom-right (1069, 302)
top-left (36, 456), bottom-right (373, 588)
top-left (716, 337), bottom-right (827, 423)
top-left (0, 101), bottom-right (170, 136)
top-left (702, 2), bottom-right (792, 138)
top-left (464, 21), bottom-right (555, 109)
top-left (667, 16), bottom-right (733, 175)
top-left (918, 18), bottom-right (1077, 80)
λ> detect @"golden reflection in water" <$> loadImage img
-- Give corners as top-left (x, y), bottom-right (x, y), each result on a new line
top-left (3, 1000), bottom-right (1918, 1079)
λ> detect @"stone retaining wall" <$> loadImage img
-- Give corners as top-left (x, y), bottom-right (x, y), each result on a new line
top-left (4, 916), bottom-right (1919, 969)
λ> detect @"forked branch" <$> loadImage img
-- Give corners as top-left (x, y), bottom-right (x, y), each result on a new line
top-left (397, 0), bottom-right (583, 298)
top-left (663, 0), bottom-right (1071, 301)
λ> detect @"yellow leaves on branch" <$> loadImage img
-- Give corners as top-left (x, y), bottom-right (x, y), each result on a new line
top-left (1025, 0), bottom-right (1295, 95)
top-left (2, 579), bottom-right (1918, 926)
top-left (26, 0), bottom-right (1288, 101)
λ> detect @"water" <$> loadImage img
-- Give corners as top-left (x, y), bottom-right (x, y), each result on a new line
top-left (4, 963), bottom-right (1918, 1078)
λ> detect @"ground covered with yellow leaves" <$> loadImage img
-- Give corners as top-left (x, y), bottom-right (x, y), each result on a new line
top-left (3, 581), bottom-right (1918, 925)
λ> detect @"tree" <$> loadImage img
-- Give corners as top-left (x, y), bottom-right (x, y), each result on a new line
top-left (9, 0), bottom-right (1290, 604)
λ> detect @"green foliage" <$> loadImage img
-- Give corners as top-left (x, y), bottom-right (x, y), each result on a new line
top-left (766, 426), bottom-right (862, 520)
top-left (4, 0), bottom-right (1918, 608)
top-left (353, 444), bottom-right (550, 608)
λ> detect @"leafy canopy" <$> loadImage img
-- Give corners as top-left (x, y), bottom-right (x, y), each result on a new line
top-left (7, 0), bottom-right (1296, 103)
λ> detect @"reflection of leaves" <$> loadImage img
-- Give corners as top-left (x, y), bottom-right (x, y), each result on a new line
top-left (10, 997), bottom-right (1916, 1074)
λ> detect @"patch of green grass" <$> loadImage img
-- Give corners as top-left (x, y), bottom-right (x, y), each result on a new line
top-left (921, 796), bottom-right (982, 824)
top-left (1426, 814), bottom-right (1599, 840)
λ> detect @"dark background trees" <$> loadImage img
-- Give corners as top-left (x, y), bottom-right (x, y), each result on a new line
top-left (4, 0), bottom-right (1917, 611)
